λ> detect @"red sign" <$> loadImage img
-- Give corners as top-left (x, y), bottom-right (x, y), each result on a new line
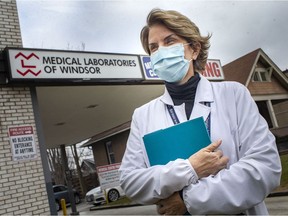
top-left (202, 59), bottom-right (225, 80)
top-left (9, 125), bottom-right (34, 136)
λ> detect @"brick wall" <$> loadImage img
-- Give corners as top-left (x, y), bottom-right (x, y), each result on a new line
top-left (248, 75), bottom-right (288, 95)
top-left (0, 1), bottom-right (22, 49)
top-left (0, 1), bottom-right (50, 215)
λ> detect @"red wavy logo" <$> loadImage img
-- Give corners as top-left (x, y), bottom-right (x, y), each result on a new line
top-left (15, 52), bottom-right (41, 76)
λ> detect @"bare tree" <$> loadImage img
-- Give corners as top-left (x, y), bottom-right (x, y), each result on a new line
top-left (47, 148), bottom-right (65, 185)
top-left (66, 42), bottom-right (86, 51)
top-left (80, 42), bottom-right (85, 51)
top-left (70, 144), bottom-right (88, 195)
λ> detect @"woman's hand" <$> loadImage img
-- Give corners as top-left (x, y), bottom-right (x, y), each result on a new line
top-left (156, 192), bottom-right (187, 215)
top-left (189, 139), bottom-right (229, 178)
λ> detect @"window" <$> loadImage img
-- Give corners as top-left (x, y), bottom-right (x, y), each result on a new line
top-left (252, 67), bottom-right (271, 82)
top-left (106, 141), bottom-right (116, 164)
top-left (260, 71), bottom-right (268, 81)
top-left (253, 72), bottom-right (260, 81)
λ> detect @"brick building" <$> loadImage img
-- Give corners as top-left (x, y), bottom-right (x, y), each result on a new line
top-left (81, 122), bottom-right (130, 169)
top-left (0, 1), bottom-right (50, 215)
top-left (223, 48), bottom-right (288, 154)
top-left (1, 2), bottom-right (287, 215)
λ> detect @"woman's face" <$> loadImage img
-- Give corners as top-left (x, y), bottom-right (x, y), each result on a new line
top-left (148, 24), bottom-right (198, 84)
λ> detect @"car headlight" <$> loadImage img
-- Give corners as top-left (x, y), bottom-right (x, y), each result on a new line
top-left (96, 191), bottom-right (102, 195)
top-left (86, 194), bottom-right (94, 202)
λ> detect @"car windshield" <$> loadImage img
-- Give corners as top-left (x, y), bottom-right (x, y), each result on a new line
top-left (53, 186), bottom-right (67, 193)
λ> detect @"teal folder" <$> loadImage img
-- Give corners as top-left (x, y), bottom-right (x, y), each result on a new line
top-left (143, 117), bottom-right (211, 166)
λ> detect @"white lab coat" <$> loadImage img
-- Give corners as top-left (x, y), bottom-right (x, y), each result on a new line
top-left (119, 75), bottom-right (281, 215)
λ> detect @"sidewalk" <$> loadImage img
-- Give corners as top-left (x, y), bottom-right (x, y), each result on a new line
top-left (87, 191), bottom-right (288, 212)
top-left (61, 192), bottom-right (288, 215)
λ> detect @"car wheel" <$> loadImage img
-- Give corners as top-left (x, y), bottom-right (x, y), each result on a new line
top-left (107, 189), bottom-right (120, 202)
top-left (55, 200), bottom-right (61, 211)
top-left (74, 194), bottom-right (81, 204)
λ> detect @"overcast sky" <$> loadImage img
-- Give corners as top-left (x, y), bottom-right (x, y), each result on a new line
top-left (16, 0), bottom-right (288, 71)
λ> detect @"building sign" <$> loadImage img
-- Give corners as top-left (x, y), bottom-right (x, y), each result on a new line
top-left (6, 48), bottom-right (224, 83)
top-left (141, 56), bottom-right (158, 80)
top-left (8, 125), bottom-right (37, 161)
top-left (141, 56), bottom-right (225, 80)
top-left (202, 59), bottom-right (225, 80)
top-left (6, 48), bottom-right (143, 82)
top-left (96, 163), bottom-right (121, 189)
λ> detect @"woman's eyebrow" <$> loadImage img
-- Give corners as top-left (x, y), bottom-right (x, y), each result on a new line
top-left (148, 42), bottom-right (157, 47)
top-left (164, 34), bottom-right (177, 41)
top-left (148, 33), bottom-right (178, 47)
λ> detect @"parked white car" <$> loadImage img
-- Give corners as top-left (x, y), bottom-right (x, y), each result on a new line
top-left (85, 185), bottom-right (125, 206)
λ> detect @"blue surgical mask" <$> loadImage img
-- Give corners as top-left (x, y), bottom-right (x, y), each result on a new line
top-left (150, 43), bottom-right (192, 83)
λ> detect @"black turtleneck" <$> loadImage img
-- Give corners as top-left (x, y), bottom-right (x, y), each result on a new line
top-left (165, 72), bottom-right (201, 120)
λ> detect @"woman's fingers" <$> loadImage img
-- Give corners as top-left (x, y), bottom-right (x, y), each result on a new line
top-left (205, 139), bottom-right (222, 152)
top-left (188, 139), bottom-right (229, 178)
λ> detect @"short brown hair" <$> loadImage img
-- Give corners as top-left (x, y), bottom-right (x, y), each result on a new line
top-left (140, 8), bottom-right (211, 71)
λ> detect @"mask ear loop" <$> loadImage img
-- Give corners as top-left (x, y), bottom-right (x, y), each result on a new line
top-left (183, 42), bottom-right (194, 63)
top-left (183, 42), bottom-right (192, 47)
top-left (183, 42), bottom-right (197, 61)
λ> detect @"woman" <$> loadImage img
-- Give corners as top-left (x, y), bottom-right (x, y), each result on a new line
top-left (119, 8), bottom-right (281, 215)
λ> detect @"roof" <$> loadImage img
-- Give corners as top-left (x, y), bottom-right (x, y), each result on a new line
top-left (223, 48), bottom-right (260, 85)
top-left (223, 48), bottom-right (288, 89)
top-left (81, 158), bottom-right (96, 171)
top-left (81, 121), bottom-right (131, 147)
top-left (284, 69), bottom-right (288, 77)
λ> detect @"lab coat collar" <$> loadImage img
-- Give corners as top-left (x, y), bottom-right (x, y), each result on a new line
top-left (160, 88), bottom-right (174, 105)
top-left (160, 73), bottom-right (214, 121)
top-left (191, 74), bottom-right (214, 120)
top-left (194, 73), bottom-right (214, 104)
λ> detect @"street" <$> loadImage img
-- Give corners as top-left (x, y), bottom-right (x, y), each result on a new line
top-left (265, 195), bottom-right (288, 215)
top-left (59, 195), bottom-right (288, 215)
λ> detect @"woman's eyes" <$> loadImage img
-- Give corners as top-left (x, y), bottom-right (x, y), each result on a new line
top-left (149, 45), bottom-right (158, 53)
top-left (149, 38), bottom-right (178, 53)
top-left (166, 38), bottom-right (176, 45)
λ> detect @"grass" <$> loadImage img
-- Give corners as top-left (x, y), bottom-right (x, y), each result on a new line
top-left (107, 196), bottom-right (133, 205)
top-left (90, 196), bottom-right (133, 211)
top-left (99, 196), bottom-right (133, 207)
top-left (275, 154), bottom-right (288, 192)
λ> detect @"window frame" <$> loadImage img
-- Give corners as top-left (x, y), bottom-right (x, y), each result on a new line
top-left (105, 141), bottom-right (116, 164)
top-left (252, 67), bottom-right (272, 82)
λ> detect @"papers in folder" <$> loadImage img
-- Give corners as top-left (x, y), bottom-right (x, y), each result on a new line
top-left (143, 117), bottom-right (211, 166)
